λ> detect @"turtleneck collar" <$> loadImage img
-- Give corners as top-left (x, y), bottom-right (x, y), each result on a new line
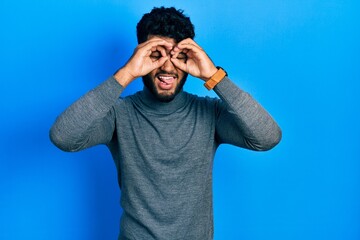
top-left (136, 86), bottom-right (189, 114)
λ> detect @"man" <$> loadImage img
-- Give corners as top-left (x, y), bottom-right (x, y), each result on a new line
top-left (50, 6), bottom-right (281, 240)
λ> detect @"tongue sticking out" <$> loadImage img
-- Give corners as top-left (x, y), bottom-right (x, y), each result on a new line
top-left (159, 76), bottom-right (175, 84)
top-left (158, 75), bottom-right (176, 90)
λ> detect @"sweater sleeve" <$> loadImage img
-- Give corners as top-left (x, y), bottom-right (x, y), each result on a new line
top-left (213, 77), bottom-right (282, 151)
top-left (49, 76), bottom-right (124, 152)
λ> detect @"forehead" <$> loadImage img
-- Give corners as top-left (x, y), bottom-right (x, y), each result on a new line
top-left (147, 35), bottom-right (177, 45)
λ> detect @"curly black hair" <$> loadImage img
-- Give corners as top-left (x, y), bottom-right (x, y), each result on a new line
top-left (136, 7), bottom-right (195, 44)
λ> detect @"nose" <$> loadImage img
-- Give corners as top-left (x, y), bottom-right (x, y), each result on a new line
top-left (160, 58), bottom-right (176, 72)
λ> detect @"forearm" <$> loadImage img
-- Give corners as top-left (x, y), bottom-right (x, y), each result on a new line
top-left (214, 77), bottom-right (282, 151)
top-left (50, 76), bottom-right (124, 152)
top-left (113, 66), bottom-right (137, 88)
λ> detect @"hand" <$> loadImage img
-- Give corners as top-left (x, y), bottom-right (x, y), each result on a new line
top-left (114, 38), bottom-right (173, 87)
top-left (170, 38), bottom-right (218, 81)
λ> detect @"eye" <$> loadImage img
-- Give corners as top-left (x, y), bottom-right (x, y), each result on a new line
top-left (150, 51), bottom-right (161, 60)
top-left (177, 52), bottom-right (187, 62)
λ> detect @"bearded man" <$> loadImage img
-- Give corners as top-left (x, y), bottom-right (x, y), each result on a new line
top-left (50, 6), bottom-right (282, 240)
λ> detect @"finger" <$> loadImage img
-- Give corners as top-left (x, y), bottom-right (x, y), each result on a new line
top-left (177, 43), bottom-right (201, 52)
top-left (170, 47), bottom-right (189, 59)
top-left (177, 38), bottom-right (199, 46)
top-left (170, 58), bottom-right (187, 72)
top-left (173, 43), bottom-right (202, 58)
top-left (140, 39), bottom-right (173, 53)
top-left (176, 38), bottom-right (202, 49)
top-left (170, 47), bottom-right (180, 59)
top-left (154, 55), bottom-right (169, 68)
top-left (149, 37), bottom-right (175, 50)
top-left (156, 45), bottom-right (168, 58)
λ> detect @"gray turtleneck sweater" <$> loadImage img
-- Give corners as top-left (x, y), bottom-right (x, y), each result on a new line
top-left (50, 76), bottom-right (281, 240)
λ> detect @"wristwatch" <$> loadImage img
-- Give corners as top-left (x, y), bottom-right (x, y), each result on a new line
top-left (204, 66), bottom-right (228, 90)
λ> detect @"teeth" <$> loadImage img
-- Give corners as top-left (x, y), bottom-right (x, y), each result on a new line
top-left (158, 76), bottom-right (174, 80)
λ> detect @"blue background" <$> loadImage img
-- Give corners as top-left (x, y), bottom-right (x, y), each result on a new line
top-left (1, 0), bottom-right (359, 239)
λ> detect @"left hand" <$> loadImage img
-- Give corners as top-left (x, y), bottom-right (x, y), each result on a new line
top-left (170, 38), bottom-right (218, 81)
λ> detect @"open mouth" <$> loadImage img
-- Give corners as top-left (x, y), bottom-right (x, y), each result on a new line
top-left (157, 74), bottom-right (177, 90)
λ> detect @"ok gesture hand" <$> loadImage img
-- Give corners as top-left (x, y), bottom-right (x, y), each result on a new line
top-left (114, 38), bottom-right (173, 87)
top-left (170, 38), bottom-right (218, 81)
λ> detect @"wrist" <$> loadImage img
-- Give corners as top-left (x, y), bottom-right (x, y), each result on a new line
top-left (204, 66), bottom-right (228, 90)
top-left (200, 66), bottom-right (218, 81)
top-left (113, 67), bottom-right (136, 87)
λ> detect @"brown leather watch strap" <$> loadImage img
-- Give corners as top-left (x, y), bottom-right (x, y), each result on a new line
top-left (204, 67), bottom-right (227, 90)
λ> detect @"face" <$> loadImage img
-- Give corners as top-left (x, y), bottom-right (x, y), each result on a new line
top-left (142, 35), bottom-right (188, 102)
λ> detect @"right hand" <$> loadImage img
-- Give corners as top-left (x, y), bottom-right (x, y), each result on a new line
top-left (114, 38), bottom-right (173, 87)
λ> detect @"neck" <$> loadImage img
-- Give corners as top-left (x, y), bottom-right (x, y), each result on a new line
top-left (138, 86), bottom-right (188, 114)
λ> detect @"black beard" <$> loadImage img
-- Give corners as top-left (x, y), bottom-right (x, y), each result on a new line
top-left (142, 72), bottom-right (188, 102)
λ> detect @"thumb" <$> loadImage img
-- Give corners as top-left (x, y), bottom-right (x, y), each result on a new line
top-left (153, 56), bottom-right (168, 69)
top-left (170, 57), bottom-right (187, 72)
